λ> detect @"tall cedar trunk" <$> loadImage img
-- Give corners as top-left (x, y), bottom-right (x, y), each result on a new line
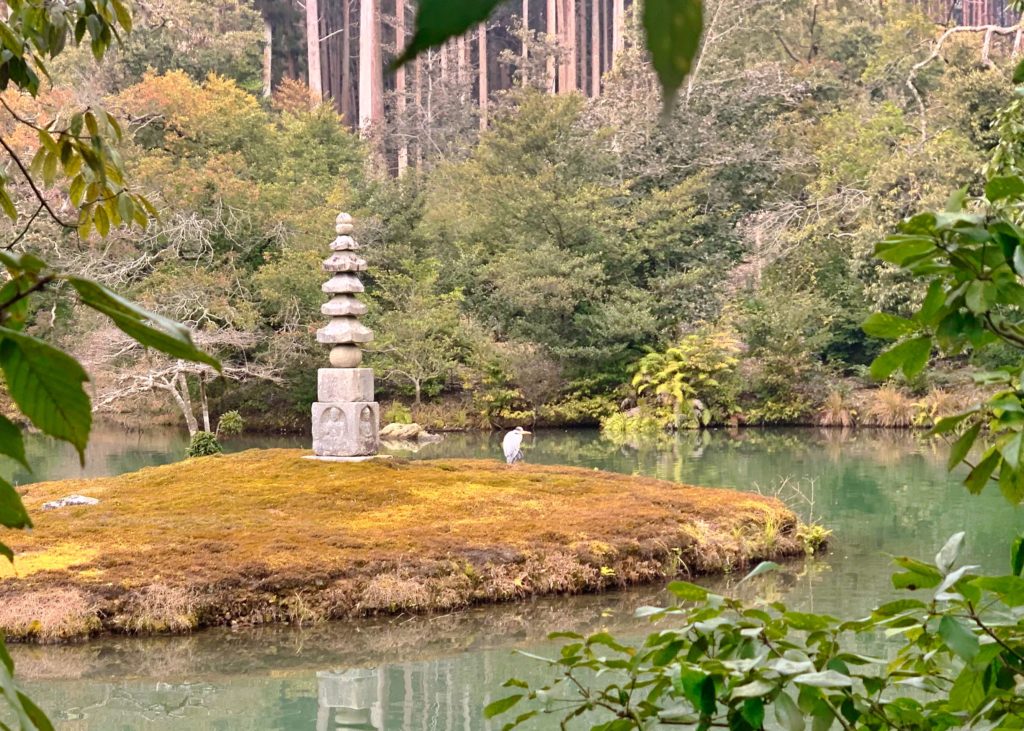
top-left (458, 35), bottom-right (468, 89)
top-left (396, 0), bottom-right (408, 173)
top-left (578, 0), bottom-right (587, 94)
top-left (306, 0), bottom-right (322, 100)
top-left (359, 0), bottom-right (383, 138)
top-left (590, 0), bottom-right (600, 95)
top-left (414, 57), bottom-right (423, 168)
top-left (325, 3), bottom-right (341, 110)
top-left (262, 18), bottom-right (273, 97)
top-left (341, 0), bottom-right (353, 125)
top-left (601, 0), bottom-right (609, 72)
top-left (479, 23), bottom-right (488, 130)
top-left (612, 0), bottom-right (624, 60)
top-left (522, 0), bottom-right (529, 82)
top-left (560, 0), bottom-right (576, 93)
top-left (546, 0), bottom-right (557, 92)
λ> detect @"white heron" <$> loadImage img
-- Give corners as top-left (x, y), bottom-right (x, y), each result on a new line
top-left (502, 426), bottom-right (531, 465)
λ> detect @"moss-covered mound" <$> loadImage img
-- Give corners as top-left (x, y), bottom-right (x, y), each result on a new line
top-left (0, 450), bottom-right (803, 642)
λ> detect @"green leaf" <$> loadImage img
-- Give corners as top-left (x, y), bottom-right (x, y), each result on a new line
top-left (965, 450), bottom-right (1000, 495)
top-left (773, 691), bottom-right (804, 731)
top-left (16, 691), bottom-right (53, 731)
top-left (731, 680), bottom-right (773, 699)
top-left (0, 327), bottom-right (91, 461)
top-left (0, 414), bottom-right (28, 469)
top-left (985, 175), bottom-right (1024, 202)
top-left (1014, 56), bottom-right (1024, 84)
top-left (483, 694), bottom-right (523, 719)
top-left (0, 477), bottom-right (30, 530)
top-left (793, 670), bottom-right (853, 688)
top-left (667, 580), bottom-right (708, 601)
top-left (935, 532), bottom-right (965, 574)
top-left (66, 278), bottom-right (219, 369)
top-left (741, 698), bottom-right (765, 729)
top-left (395, 0), bottom-right (505, 68)
top-left (948, 423), bottom-right (981, 470)
top-left (641, 0), bottom-right (704, 112)
top-left (869, 336), bottom-right (931, 381)
top-left (862, 313), bottom-right (917, 340)
top-left (0, 541), bottom-right (13, 563)
top-left (939, 615), bottom-right (979, 661)
top-left (1012, 534), bottom-right (1024, 576)
top-left (737, 561), bottom-right (779, 585)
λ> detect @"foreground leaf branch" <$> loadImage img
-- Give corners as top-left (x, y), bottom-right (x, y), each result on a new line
top-left (490, 43), bottom-right (1024, 731)
top-left (0, 1), bottom-right (217, 728)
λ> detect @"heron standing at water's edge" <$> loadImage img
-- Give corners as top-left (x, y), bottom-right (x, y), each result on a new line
top-left (502, 426), bottom-right (531, 466)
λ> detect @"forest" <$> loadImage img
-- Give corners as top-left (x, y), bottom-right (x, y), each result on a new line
top-left (2, 0), bottom-right (1021, 435)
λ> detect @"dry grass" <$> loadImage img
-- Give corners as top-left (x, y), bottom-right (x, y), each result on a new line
top-left (818, 390), bottom-right (857, 428)
top-left (0, 450), bottom-right (802, 641)
top-left (865, 386), bottom-right (915, 428)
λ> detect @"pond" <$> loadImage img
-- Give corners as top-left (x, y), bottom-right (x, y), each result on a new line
top-left (5, 426), bottom-right (1023, 729)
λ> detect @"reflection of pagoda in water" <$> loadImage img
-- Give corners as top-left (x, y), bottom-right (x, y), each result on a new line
top-left (315, 660), bottom-right (498, 731)
top-left (316, 669), bottom-right (384, 730)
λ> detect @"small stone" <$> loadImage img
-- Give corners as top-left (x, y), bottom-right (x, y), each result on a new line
top-left (330, 236), bottom-right (359, 251)
top-left (317, 317), bottom-right (374, 344)
top-left (323, 251), bottom-right (367, 273)
top-left (321, 295), bottom-right (368, 317)
top-left (43, 495), bottom-right (99, 510)
top-left (322, 273), bottom-right (365, 294)
top-left (330, 345), bottom-right (363, 368)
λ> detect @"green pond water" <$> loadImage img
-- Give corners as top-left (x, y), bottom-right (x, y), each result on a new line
top-left (5, 425), bottom-right (1023, 730)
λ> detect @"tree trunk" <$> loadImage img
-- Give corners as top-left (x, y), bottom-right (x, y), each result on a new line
top-left (414, 57), bottom-right (423, 168)
top-left (522, 0), bottom-right (529, 82)
top-left (306, 0), bottom-right (322, 101)
top-left (578, 0), bottom-right (587, 94)
top-left (414, 380), bottom-right (422, 405)
top-left (457, 34), bottom-right (468, 89)
top-left (170, 373), bottom-right (198, 437)
top-left (358, 0), bottom-right (383, 138)
top-left (569, 0), bottom-right (577, 92)
top-left (262, 18), bottom-right (273, 97)
top-left (601, 0), bottom-right (609, 72)
top-left (590, 0), bottom-right (600, 95)
top-left (479, 23), bottom-right (488, 130)
top-left (396, 0), bottom-right (408, 174)
top-left (546, 0), bottom-right (557, 92)
top-left (612, 0), bottom-right (624, 60)
top-left (341, 0), bottom-right (353, 125)
top-left (199, 375), bottom-right (211, 433)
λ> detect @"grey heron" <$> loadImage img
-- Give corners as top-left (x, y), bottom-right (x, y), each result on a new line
top-left (502, 427), bottom-right (531, 465)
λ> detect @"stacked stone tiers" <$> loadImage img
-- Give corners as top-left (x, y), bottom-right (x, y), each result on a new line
top-left (312, 213), bottom-right (380, 459)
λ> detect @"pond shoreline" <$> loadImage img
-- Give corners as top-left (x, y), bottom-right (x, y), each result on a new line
top-left (1, 450), bottom-right (806, 643)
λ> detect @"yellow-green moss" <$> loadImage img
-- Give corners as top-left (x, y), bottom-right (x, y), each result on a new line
top-left (0, 450), bottom-right (804, 642)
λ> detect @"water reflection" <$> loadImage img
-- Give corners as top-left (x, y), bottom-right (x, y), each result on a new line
top-left (5, 425), bottom-right (1024, 729)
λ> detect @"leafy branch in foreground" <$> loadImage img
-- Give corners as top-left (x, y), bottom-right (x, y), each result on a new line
top-left (0, 2), bottom-right (218, 729)
top-left (489, 532), bottom-right (1024, 730)
top-left (490, 69), bottom-right (1024, 731)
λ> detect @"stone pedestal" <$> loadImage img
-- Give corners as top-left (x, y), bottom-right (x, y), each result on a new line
top-left (312, 401), bottom-right (379, 457)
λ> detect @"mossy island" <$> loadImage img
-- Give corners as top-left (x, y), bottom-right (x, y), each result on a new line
top-left (0, 449), bottom-right (807, 643)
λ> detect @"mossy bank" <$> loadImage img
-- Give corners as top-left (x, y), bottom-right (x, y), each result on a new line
top-left (0, 450), bottom-right (805, 642)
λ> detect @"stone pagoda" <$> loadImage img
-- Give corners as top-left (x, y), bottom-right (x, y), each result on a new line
top-left (310, 212), bottom-right (380, 459)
